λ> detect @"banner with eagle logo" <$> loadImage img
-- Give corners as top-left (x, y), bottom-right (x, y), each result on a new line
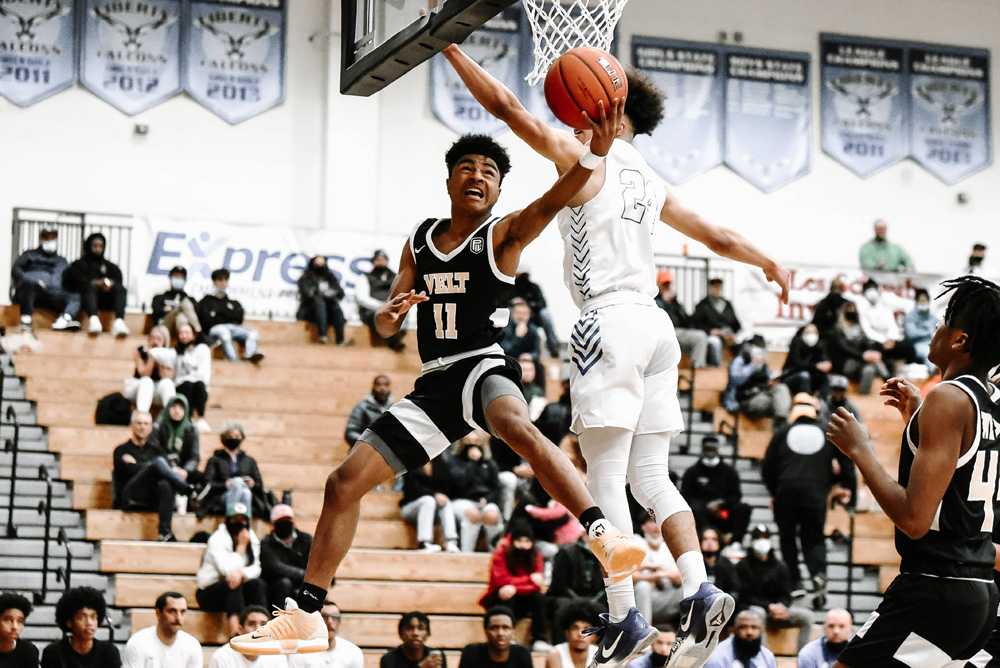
top-left (0, 0), bottom-right (77, 106)
top-left (79, 0), bottom-right (182, 115)
top-left (183, 0), bottom-right (285, 124)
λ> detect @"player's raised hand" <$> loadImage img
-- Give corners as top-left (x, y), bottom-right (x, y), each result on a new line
top-left (583, 96), bottom-right (625, 157)
top-left (382, 290), bottom-right (428, 322)
top-left (765, 263), bottom-right (791, 304)
top-left (826, 407), bottom-right (870, 460)
top-left (880, 377), bottom-right (922, 423)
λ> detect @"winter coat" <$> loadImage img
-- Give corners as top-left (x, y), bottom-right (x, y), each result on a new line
top-left (783, 330), bottom-right (830, 377)
top-left (762, 418), bottom-right (855, 500)
top-left (400, 460), bottom-right (452, 506)
top-left (478, 536), bottom-right (543, 606)
top-left (198, 293), bottom-right (246, 329)
top-left (735, 552), bottom-right (795, 609)
top-left (681, 460), bottom-right (744, 508)
top-left (345, 394), bottom-right (392, 446)
top-left (692, 297), bottom-right (741, 335)
top-left (152, 288), bottom-right (195, 322)
top-left (174, 341), bottom-right (212, 385)
top-left (12, 247), bottom-right (69, 291)
top-left (260, 530), bottom-right (312, 583)
top-left (64, 232), bottom-right (123, 291)
top-left (513, 275), bottom-right (547, 313)
top-left (202, 448), bottom-right (270, 518)
top-left (196, 523), bottom-right (262, 589)
top-left (655, 293), bottom-right (693, 329)
top-left (447, 455), bottom-right (501, 506)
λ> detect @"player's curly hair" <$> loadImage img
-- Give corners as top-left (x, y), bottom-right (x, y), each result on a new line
top-left (938, 275), bottom-right (1000, 371)
top-left (54, 587), bottom-right (106, 631)
top-left (0, 592), bottom-right (32, 618)
top-left (445, 134), bottom-right (512, 182)
top-left (625, 69), bottom-right (666, 136)
top-left (556, 599), bottom-right (601, 633)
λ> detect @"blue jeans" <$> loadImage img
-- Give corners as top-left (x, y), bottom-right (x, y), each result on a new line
top-left (225, 477), bottom-right (253, 513)
top-left (14, 281), bottom-right (80, 318)
top-left (209, 323), bottom-right (259, 361)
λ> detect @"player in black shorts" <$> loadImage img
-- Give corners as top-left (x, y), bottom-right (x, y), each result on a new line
top-left (827, 276), bottom-right (1000, 667)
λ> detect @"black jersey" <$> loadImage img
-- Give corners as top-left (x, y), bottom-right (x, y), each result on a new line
top-left (896, 374), bottom-right (1000, 580)
top-left (409, 216), bottom-right (515, 364)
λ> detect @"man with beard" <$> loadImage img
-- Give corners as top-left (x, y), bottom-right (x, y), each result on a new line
top-left (345, 375), bottom-right (393, 447)
top-left (704, 609), bottom-right (776, 668)
top-left (122, 591), bottom-right (202, 668)
top-left (796, 609), bottom-right (852, 668)
top-left (357, 249), bottom-right (406, 351)
top-left (65, 232), bottom-right (130, 337)
top-left (459, 607), bottom-right (533, 668)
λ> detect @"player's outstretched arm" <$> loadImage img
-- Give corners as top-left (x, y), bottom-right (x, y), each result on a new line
top-left (659, 198), bottom-right (791, 303)
top-left (374, 240), bottom-right (428, 338)
top-left (443, 44), bottom-right (582, 172)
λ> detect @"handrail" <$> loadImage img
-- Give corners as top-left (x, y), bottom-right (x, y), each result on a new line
top-left (3, 404), bottom-right (19, 538)
top-left (33, 464), bottom-right (53, 605)
top-left (56, 527), bottom-right (72, 591)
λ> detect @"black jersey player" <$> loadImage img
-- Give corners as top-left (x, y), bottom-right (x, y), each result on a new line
top-left (827, 276), bottom-right (1000, 667)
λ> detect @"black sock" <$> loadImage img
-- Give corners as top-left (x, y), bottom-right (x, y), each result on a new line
top-left (296, 583), bottom-right (328, 614)
top-left (579, 506), bottom-right (605, 533)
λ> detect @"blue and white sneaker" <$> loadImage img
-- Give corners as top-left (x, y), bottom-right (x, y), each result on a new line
top-left (666, 582), bottom-right (735, 668)
top-left (585, 607), bottom-right (658, 667)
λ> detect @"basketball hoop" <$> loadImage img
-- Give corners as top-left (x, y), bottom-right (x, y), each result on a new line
top-left (521, 0), bottom-right (629, 85)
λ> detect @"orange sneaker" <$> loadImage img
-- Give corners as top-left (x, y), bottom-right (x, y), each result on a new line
top-left (229, 598), bottom-right (327, 656)
top-left (588, 523), bottom-right (647, 582)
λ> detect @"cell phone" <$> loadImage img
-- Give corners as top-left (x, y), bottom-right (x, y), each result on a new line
top-left (138, 346), bottom-right (149, 361)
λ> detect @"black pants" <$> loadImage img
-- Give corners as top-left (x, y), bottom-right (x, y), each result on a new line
top-left (360, 308), bottom-right (404, 349)
top-left (196, 577), bottom-right (268, 615)
top-left (690, 500), bottom-right (753, 545)
top-left (14, 281), bottom-right (80, 318)
top-left (783, 369), bottom-right (830, 397)
top-left (773, 492), bottom-right (827, 583)
top-left (482, 591), bottom-right (546, 644)
top-left (266, 575), bottom-right (301, 610)
top-left (308, 295), bottom-right (345, 343)
top-left (121, 457), bottom-right (191, 535)
top-left (176, 381), bottom-right (208, 418)
top-left (80, 282), bottom-right (127, 318)
top-left (879, 340), bottom-right (919, 366)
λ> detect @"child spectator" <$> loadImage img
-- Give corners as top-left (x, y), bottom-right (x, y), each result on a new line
top-left (380, 612), bottom-right (447, 668)
top-left (448, 434), bottom-right (503, 552)
top-left (122, 591), bottom-right (201, 668)
top-left (42, 587), bottom-right (121, 667)
top-left (0, 591), bottom-right (38, 666)
top-left (123, 325), bottom-right (177, 413)
top-left (400, 460), bottom-right (460, 553)
top-left (345, 375), bottom-right (393, 447)
top-left (355, 249), bottom-right (406, 351)
top-left (64, 232), bottom-right (130, 337)
top-left (545, 601), bottom-right (600, 668)
top-left (261, 504), bottom-right (313, 609)
top-left (151, 266), bottom-right (203, 335)
top-left (152, 395), bottom-right (200, 485)
top-left (11, 227), bottom-right (80, 332)
top-left (200, 423), bottom-right (270, 520)
top-left (478, 523), bottom-right (546, 649)
top-left (199, 269), bottom-right (265, 364)
top-left (208, 605), bottom-right (286, 667)
top-left (459, 607), bottom-right (532, 668)
top-left (173, 322), bottom-right (212, 432)
top-left (297, 255), bottom-right (350, 345)
top-left (289, 600), bottom-right (363, 668)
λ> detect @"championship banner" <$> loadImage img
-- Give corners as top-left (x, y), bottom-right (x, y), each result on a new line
top-left (908, 44), bottom-right (991, 184)
top-left (79, 0), bottom-right (182, 115)
top-left (723, 47), bottom-right (811, 192)
top-left (430, 7), bottom-right (523, 136)
top-left (0, 0), bottom-right (76, 106)
top-left (820, 34), bottom-right (909, 177)
top-left (183, 0), bottom-right (286, 125)
top-left (631, 36), bottom-right (724, 185)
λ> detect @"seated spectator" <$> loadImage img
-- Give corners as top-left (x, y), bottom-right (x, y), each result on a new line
top-left (261, 504), bottom-right (313, 609)
top-left (42, 587), bottom-right (121, 668)
top-left (858, 218), bottom-right (913, 273)
top-left (64, 232), bottom-right (129, 337)
top-left (479, 523), bottom-right (546, 648)
top-left (152, 395), bottom-right (200, 486)
top-left (297, 255), bottom-right (350, 346)
top-left (449, 434), bottom-right (504, 551)
top-left (704, 609), bottom-right (776, 668)
top-left (400, 459), bottom-right (459, 553)
top-left (856, 278), bottom-right (916, 371)
top-left (11, 227), bottom-right (80, 332)
top-left (810, 274), bottom-right (848, 339)
top-left (655, 270), bottom-right (709, 368)
top-left (534, 372), bottom-right (571, 447)
top-left (355, 249), bottom-right (406, 351)
top-left (199, 269), bottom-right (264, 364)
top-left (208, 605), bottom-right (286, 668)
top-left (122, 591), bottom-right (201, 668)
top-left (826, 375), bottom-right (862, 423)
top-left (289, 600), bottom-right (364, 668)
top-left (722, 341), bottom-right (790, 422)
top-left (692, 278), bottom-right (741, 366)
top-left (345, 374), bottom-right (393, 447)
top-left (523, 498), bottom-right (583, 560)
top-left (736, 526), bottom-right (812, 651)
top-left (546, 537), bottom-right (607, 642)
top-left (633, 516), bottom-right (682, 626)
top-left (151, 265), bottom-right (202, 336)
top-left (459, 606), bottom-right (533, 668)
top-left (500, 298), bottom-right (541, 360)
top-left (380, 612), bottom-right (447, 668)
top-left (545, 601), bottom-right (599, 668)
top-left (627, 626), bottom-right (675, 668)
top-left (113, 411), bottom-right (192, 542)
top-left (173, 322), bottom-right (212, 432)
top-left (796, 608), bottom-right (852, 668)
top-left (700, 528), bottom-right (739, 595)
top-left (514, 266), bottom-right (561, 357)
top-left (959, 242), bottom-right (992, 277)
top-left (196, 502), bottom-right (268, 638)
top-left (903, 288), bottom-right (936, 368)
top-left (200, 423), bottom-right (270, 520)
top-left (781, 323), bottom-right (832, 396)
top-left (681, 436), bottom-right (752, 546)
top-left (0, 591), bottom-right (38, 666)
top-left (123, 325), bottom-right (177, 413)
top-left (826, 302), bottom-right (887, 394)
top-left (518, 353), bottom-right (547, 421)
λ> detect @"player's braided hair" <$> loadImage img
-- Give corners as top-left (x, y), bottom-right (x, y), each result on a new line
top-left (446, 134), bottom-right (511, 182)
top-left (937, 275), bottom-right (1000, 370)
top-left (624, 69), bottom-right (665, 136)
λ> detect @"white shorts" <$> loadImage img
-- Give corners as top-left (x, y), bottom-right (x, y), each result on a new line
top-left (569, 302), bottom-right (684, 435)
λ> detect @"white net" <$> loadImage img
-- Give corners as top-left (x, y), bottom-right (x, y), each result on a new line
top-left (521, 0), bottom-right (629, 85)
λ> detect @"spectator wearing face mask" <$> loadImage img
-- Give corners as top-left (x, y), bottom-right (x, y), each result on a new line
top-left (699, 528), bottom-right (739, 595)
top-left (704, 609), bottom-right (776, 668)
top-left (449, 434), bottom-right (504, 552)
top-left (124, 325), bottom-right (177, 413)
top-left (632, 516), bottom-right (683, 626)
top-left (827, 302), bottom-right (887, 394)
top-left (297, 255), bottom-right (350, 345)
top-left (173, 322), bottom-right (212, 432)
top-left (858, 219), bottom-right (914, 273)
top-left (811, 274), bottom-right (849, 339)
top-left (855, 278), bottom-right (917, 372)
top-left (958, 242), bottom-right (992, 278)
top-left (655, 270), bottom-right (709, 368)
top-left (151, 266), bottom-right (203, 336)
top-left (345, 375), bottom-right (394, 447)
top-left (681, 436), bottom-right (752, 545)
top-left (11, 228), bottom-right (81, 333)
top-left (722, 340), bottom-right (791, 422)
top-left (692, 278), bottom-right (741, 366)
top-left (514, 267), bottom-right (561, 358)
top-left (200, 423), bottom-right (270, 520)
top-left (501, 298), bottom-right (542, 360)
top-left (356, 249), bottom-right (406, 351)
top-left (627, 627), bottom-right (675, 668)
top-left (825, 375), bottom-right (862, 424)
top-left (199, 269), bottom-right (264, 364)
top-left (903, 288), bottom-right (937, 368)
top-left (796, 608), bottom-right (853, 668)
top-left (260, 504), bottom-right (313, 609)
top-left (64, 232), bottom-right (130, 337)
top-left (782, 323), bottom-right (832, 396)
top-left (478, 523), bottom-right (547, 649)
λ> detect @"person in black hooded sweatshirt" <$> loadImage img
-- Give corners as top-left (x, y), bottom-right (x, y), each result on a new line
top-left (64, 232), bottom-right (130, 337)
top-left (297, 255), bottom-right (350, 345)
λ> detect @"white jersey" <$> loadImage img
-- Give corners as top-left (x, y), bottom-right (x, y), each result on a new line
top-left (558, 139), bottom-right (668, 309)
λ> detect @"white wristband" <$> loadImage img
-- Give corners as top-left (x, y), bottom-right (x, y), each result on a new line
top-left (578, 150), bottom-right (604, 170)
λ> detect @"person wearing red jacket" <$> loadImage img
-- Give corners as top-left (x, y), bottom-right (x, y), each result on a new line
top-left (478, 522), bottom-right (548, 648)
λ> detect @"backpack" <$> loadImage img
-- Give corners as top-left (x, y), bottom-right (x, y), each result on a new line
top-left (95, 392), bottom-right (132, 425)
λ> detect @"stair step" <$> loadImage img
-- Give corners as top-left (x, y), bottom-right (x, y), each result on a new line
top-left (3, 507), bottom-right (82, 527)
top-left (0, 571), bottom-right (109, 591)
top-left (8, 525), bottom-right (86, 540)
top-left (0, 538), bottom-right (94, 559)
top-left (0, 479), bottom-right (70, 497)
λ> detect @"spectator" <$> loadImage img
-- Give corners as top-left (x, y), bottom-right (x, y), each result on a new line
top-left (173, 322), bottom-right (212, 432)
top-left (152, 395), bottom-right (200, 485)
top-left (500, 298), bottom-right (542, 360)
top-left (704, 609), bottom-right (776, 668)
top-left (545, 600), bottom-right (599, 668)
top-left (699, 528), bottom-right (739, 595)
top-left (781, 323), bottom-right (832, 396)
top-left (113, 411), bottom-right (192, 542)
top-left (151, 266), bottom-right (202, 336)
top-left (261, 504), bottom-right (312, 609)
top-left (11, 227), bottom-right (80, 332)
top-left (64, 232), bottom-right (129, 337)
top-left (722, 341), bottom-right (790, 422)
top-left (201, 423), bottom-right (270, 520)
top-left (762, 395), bottom-right (854, 601)
top-left (356, 249), bottom-right (406, 351)
top-left (122, 591), bottom-right (201, 668)
top-left (208, 605), bottom-right (286, 668)
top-left (449, 434), bottom-right (504, 552)
top-left (400, 459), bottom-right (460, 553)
top-left (199, 269), bottom-right (264, 364)
top-left (903, 288), bottom-right (936, 368)
top-left (655, 270), bottom-right (709, 368)
top-left (633, 516), bottom-right (682, 626)
top-left (459, 606), bottom-right (533, 668)
top-left (41, 587), bottom-right (120, 668)
top-left (959, 242), bottom-right (991, 277)
top-left (196, 501), bottom-right (268, 638)
top-left (681, 436), bottom-right (752, 546)
top-left (523, 498), bottom-right (583, 560)
top-left (826, 301), bottom-right (887, 394)
top-left (546, 537), bottom-right (606, 641)
top-left (796, 608), bottom-right (852, 668)
top-left (826, 375), bottom-right (862, 423)
top-left (479, 523), bottom-right (546, 648)
top-left (289, 600), bottom-right (363, 668)
top-left (858, 219), bottom-right (914, 273)
top-left (856, 278), bottom-right (916, 371)
top-left (0, 591), bottom-right (38, 666)
top-left (297, 255), bottom-right (350, 346)
top-left (518, 353), bottom-right (547, 421)
top-left (810, 274), bottom-right (849, 339)
top-left (345, 375), bottom-right (393, 447)
top-left (380, 612), bottom-right (447, 668)
top-left (123, 325), bottom-right (177, 413)
top-left (627, 626), bottom-right (674, 668)
top-left (513, 267), bottom-right (561, 358)
top-left (534, 372), bottom-right (571, 448)
top-left (692, 278), bottom-right (741, 366)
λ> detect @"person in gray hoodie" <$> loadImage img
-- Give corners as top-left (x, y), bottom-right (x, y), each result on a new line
top-left (11, 228), bottom-right (80, 332)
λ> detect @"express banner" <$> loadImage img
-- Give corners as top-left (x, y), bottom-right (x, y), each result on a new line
top-left (183, 0), bottom-right (285, 124)
top-left (631, 36), bottom-right (724, 185)
top-left (79, 0), bottom-right (182, 115)
top-left (0, 0), bottom-right (76, 106)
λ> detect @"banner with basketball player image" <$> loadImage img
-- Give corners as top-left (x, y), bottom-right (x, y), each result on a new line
top-left (0, 0), bottom-right (77, 106)
top-left (630, 36), bottom-right (724, 185)
top-left (723, 47), bottom-right (811, 193)
top-left (79, 0), bottom-right (182, 115)
top-left (183, 0), bottom-right (286, 124)
top-left (430, 6), bottom-right (524, 136)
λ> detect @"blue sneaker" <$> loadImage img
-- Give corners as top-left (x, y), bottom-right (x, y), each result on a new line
top-left (666, 582), bottom-right (735, 668)
top-left (584, 607), bottom-right (658, 667)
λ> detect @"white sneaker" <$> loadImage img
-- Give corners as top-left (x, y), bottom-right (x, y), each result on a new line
top-left (444, 541), bottom-right (461, 553)
top-left (112, 318), bottom-right (130, 338)
top-left (230, 597), bottom-right (328, 656)
top-left (87, 315), bottom-right (102, 335)
top-left (196, 418), bottom-right (211, 433)
top-left (51, 314), bottom-right (80, 331)
top-left (418, 543), bottom-right (442, 553)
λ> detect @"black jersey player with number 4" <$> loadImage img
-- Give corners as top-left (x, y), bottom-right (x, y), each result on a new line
top-left (827, 276), bottom-right (1000, 668)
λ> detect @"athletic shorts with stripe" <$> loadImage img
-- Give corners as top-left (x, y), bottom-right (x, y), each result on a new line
top-left (361, 354), bottom-right (523, 473)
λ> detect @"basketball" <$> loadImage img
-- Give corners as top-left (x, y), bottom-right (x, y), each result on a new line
top-left (543, 47), bottom-right (629, 130)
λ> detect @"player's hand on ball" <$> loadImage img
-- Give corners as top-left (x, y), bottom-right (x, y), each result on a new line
top-left (583, 97), bottom-right (624, 157)
top-left (827, 407), bottom-right (869, 459)
top-left (880, 376), bottom-right (922, 423)
top-left (385, 290), bottom-right (428, 321)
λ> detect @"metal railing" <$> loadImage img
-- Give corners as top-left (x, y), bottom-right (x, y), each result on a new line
top-left (3, 404), bottom-right (20, 538)
top-left (33, 464), bottom-right (55, 605)
top-left (654, 252), bottom-right (737, 313)
top-left (55, 527), bottom-right (73, 592)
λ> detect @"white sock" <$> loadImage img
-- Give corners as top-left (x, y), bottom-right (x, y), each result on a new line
top-left (604, 578), bottom-right (636, 623)
top-left (587, 518), bottom-right (610, 540)
top-left (676, 551), bottom-right (708, 598)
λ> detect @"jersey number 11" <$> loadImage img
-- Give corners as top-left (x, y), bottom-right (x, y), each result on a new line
top-left (433, 303), bottom-right (458, 340)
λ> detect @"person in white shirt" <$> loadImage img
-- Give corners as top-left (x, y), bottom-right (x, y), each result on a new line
top-left (210, 606), bottom-right (289, 668)
top-left (545, 601), bottom-right (598, 668)
top-left (289, 600), bottom-right (364, 668)
top-left (854, 278), bottom-right (917, 373)
top-left (123, 591), bottom-right (202, 668)
top-left (173, 321), bottom-right (213, 432)
top-left (633, 516), bottom-right (683, 626)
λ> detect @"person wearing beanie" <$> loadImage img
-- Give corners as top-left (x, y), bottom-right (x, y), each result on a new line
top-left (479, 522), bottom-right (547, 648)
top-left (261, 504), bottom-right (314, 609)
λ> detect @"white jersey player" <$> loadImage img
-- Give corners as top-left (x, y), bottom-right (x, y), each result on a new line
top-left (445, 45), bottom-right (790, 668)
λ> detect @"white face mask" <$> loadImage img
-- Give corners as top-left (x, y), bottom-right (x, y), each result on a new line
top-left (41, 240), bottom-right (58, 253)
top-left (751, 538), bottom-right (771, 557)
top-left (702, 456), bottom-right (721, 468)
top-left (864, 288), bottom-right (879, 304)
top-left (170, 277), bottom-right (186, 291)
top-left (917, 303), bottom-right (930, 313)
top-left (802, 333), bottom-right (819, 347)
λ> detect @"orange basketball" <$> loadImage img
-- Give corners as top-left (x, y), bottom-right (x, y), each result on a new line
top-left (544, 47), bottom-right (628, 130)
